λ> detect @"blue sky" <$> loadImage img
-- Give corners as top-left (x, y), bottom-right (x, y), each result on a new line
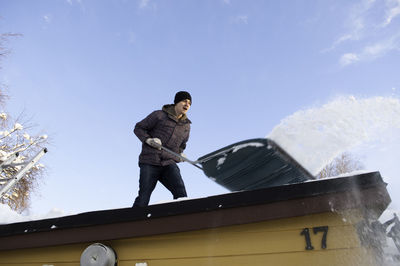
top-left (1, 0), bottom-right (400, 215)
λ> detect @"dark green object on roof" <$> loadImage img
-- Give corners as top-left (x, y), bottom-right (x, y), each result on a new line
top-left (197, 138), bottom-right (315, 191)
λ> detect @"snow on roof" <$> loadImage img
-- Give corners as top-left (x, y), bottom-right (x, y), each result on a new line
top-left (305, 170), bottom-right (375, 182)
top-left (0, 204), bottom-right (69, 225)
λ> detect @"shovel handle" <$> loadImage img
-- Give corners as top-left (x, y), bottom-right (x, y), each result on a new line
top-left (160, 146), bottom-right (203, 170)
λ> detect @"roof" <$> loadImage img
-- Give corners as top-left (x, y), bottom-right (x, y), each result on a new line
top-left (0, 171), bottom-right (391, 251)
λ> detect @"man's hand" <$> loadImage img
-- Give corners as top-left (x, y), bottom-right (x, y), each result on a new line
top-left (180, 153), bottom-right (187, 162)
top-left (145, 138), bottom-right (162, 150)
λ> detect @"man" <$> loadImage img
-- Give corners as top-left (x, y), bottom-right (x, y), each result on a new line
top-left (132, 91), bottom-right (192, 207)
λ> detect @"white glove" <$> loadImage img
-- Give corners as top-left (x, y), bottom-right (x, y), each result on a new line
top-left (180, 153), bottom-right (187, 162)
top-left (146, 138), bottom-right (162, 150)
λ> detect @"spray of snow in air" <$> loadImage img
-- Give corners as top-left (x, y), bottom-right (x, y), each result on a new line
top-left (268, 95), bottom-right (400, 264)
top-left (268, 96), bottom-right (400, 176)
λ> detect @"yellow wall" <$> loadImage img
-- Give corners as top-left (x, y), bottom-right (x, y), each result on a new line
top-left (0, 211), bottom-right (380, 266)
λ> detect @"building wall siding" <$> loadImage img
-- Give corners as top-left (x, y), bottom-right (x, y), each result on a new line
top-left (0, 210), bottom-right (380, 266)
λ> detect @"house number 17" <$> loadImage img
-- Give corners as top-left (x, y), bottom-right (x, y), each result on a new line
top-left (300, 226), bottom-right (329, 250)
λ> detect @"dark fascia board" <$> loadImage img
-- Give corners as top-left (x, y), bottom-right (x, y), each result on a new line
top-left (0, 171), bottom-right (389, 239)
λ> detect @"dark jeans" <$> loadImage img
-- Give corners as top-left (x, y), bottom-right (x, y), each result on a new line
top-left (133, 163), bottom-right (187, 207)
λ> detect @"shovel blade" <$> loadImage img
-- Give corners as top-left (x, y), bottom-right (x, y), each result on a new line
top-left (197, 138), bottom-right (314, 191)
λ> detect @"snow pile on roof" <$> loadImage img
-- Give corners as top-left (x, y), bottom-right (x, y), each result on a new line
top-left (305, 170), bottom-right (373, 182)
top-left (268, 96), bottom-right (400, 176)
top-left (232, 142), bottom-right (265, 153)
top-left (0, 204), bottom-right (67, 224)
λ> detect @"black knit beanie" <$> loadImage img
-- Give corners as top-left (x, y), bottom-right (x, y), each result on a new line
top-left (174, 91), bottom-right (192, 105)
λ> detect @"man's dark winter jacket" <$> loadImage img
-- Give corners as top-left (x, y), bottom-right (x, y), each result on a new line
top-left (134, 104), bottom-right (191, 166)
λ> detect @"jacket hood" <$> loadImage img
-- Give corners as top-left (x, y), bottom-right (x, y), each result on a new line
top-left (162, 104), bottom-right (191, 123)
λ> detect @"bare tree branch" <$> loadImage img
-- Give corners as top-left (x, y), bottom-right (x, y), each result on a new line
top-left (317, 152), bottom-right (364, 179)
top-left (0, 31), bottom-right (48, 212)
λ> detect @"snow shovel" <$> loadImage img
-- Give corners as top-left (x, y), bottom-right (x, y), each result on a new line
top-left (160, 146), bottom-right (204, 170)
top-left (195, 138), bottom-right (315, 191)
top-left (161, 138), bottom-right (315, 192)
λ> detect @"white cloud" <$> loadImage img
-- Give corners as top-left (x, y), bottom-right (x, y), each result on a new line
top-left (345, 0), bottom-right (375, 34)
top-left (330, 0), bottom-right (375, 49)
top-left (222, 0), bottom-right (231, 4)
top-left (68, 0), bottom-right (85, 12)
top-left (128, 31), bottom-right (136, 44)
top-left (43, 14), bottom-right (52, 23)
top-left (138, 0), bottom-right (157, 10)
top-left (363, 39), bottom-right (395, 57)
top-left (325, 0), bottom-right (400, 65)
top-left (323, 34), bottom-right (356, 53)
top-left (383, 0), bottom-right (400, 27)
top-left (335, 34), bottom-right (355, 44)
top-left (340, 53), bottom-right (360, 66)
top-left (339, 34), bottom-right (400, 66)
top-left (233, 15), bottom-right (248, 24)
top-left (66, 0), bottom-right (82, 5)
top-left (139, 0), bottom-right (150, 8)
